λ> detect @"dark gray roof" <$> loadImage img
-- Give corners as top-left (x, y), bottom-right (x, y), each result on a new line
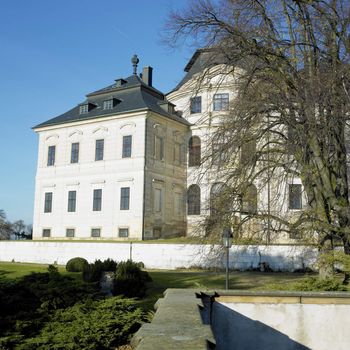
top-left (168, 49), bottom-right (223, 93)
top-left (168, 48), bottom-right (239, 94)
top-left (34, 74), bottom-right (189, 129)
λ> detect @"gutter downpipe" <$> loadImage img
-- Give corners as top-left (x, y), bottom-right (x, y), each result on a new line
top-left (141, 114), bottom-right (148, 240)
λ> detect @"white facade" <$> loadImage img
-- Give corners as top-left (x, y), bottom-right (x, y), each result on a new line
top-left (33, 52), bottom-right (306, 241)
top-left (167, 51), bottom-right (307, 242)
top-left (33, 65), bottom-right (188, 240)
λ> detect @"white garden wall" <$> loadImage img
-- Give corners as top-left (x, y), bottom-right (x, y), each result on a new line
top-left (0, 242), bottom-right (318, 271)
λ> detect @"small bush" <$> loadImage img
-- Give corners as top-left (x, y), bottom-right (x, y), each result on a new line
top-left (294, 277), bottom-right (347, 291)
top-left (267, 276), bottom-right (347, 292)
top-left (66, 257), bottom-right (88, 272)
top-left (113, 260), bottom-right (151, 298)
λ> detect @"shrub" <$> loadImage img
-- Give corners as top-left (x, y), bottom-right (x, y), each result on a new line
top-left (11, 297), bottom-right (145, 350)
top-left (113, 260), bottom-right (151, 298)
top-left (293, 277), bottom-right (347, 292)
top-left (101, 258), bottom-right (118, 272)
top-left (66, 257), bottom-right (88, 272)
top-left (82, 259), bottom-right (118, 283)
top-left (266, 276), bottom-right (347, 292)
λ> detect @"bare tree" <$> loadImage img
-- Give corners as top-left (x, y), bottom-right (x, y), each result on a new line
top-left (166, 0), bottom-right (350, 278)
top-left (0, 210), bottom-right (12, 240)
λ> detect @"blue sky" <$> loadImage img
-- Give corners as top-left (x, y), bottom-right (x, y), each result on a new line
top-left (0, 0), bottom-right (193, 224)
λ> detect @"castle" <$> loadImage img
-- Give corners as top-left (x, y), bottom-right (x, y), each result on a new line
top-left (32, 50), bottom-right (304, 240)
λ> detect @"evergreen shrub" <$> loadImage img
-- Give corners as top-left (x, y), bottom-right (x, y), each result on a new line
top-left (65, 257), bottom-right (88, 272)
top-left (82, 259), bottom-right (118, 283)
top-left (113, 260), bottom-right (151, 298)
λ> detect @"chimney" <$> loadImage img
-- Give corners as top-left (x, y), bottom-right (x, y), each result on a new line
top-left (142, 66), bottom-right (153, 87)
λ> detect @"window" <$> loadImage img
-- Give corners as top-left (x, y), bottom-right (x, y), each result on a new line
top-left (44, 192), bottom-right (53, 213)
top-left (187, 185), bottom-right (200, 215)
top-left (210, 183), bottom-right (225, 216)
top-left (241, 184), bottom-right (257, 214)
top-left (66, 228), bottom-right (75, 237)
top-left (42, 229), bottom-right (51, 237)
top-left (71, 142), bottom-right (79, 163)
top-left (174, 192), bottom-right (183, 216)
top-left (47, 145), bottom-right (56, 166)
top-left (154, 188), bottom-right (162, 213)
top-left (91, 228), bottom-right (101, 237)
top-left (95, 139), bottom-right (104, 161)
top-left (122, 135), bottom-right (132, 158)
top-left (118, 228), bottom-right (129, 237)
top-left (93, 189), bottom-right (102, 211)
top-left (212, 142), bottom-right (227, 166)
top-left (79, 104), bottom-right (89, 114)
top-left (289, 184), bottom-right (302, 209)
top-left (189, 136), bottom-right (201, 166)
top-left (174, 143), bottom-right (182, 164)
top-left (153, 227), bottom-right (161, 238)
top-left (67, 190), bottom-right (76, 212)
top-left (155, 136), bottom-right (164, 160)
top-left (120, 187), bottom-right (130, 210)
top-left (190, 96), bottom-right (202, 114)
top-left (103, 99), bottom-right (114, 110)
top-left (213, 93), bottom-right (229, 111)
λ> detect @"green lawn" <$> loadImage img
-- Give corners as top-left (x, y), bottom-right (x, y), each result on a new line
top-left (0, 262), bottom-right (73, 281)
top-left (0, 262), bottom-right (348, 313)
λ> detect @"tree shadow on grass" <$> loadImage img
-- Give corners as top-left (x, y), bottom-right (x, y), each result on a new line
top-left (0, 269), bottom-right (13, 282)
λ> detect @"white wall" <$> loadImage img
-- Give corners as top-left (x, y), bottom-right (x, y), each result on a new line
top-left (212, 301), bottom-right (349, 350)
top-left (33, 112), bottom-right (147, 239)
top-left (0, 242), bottom-right (317, 271)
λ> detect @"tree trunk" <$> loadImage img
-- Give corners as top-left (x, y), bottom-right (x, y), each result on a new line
top-left (318, 237), bottom-right (334, 280)
top-left (342, 236), bottom-right (350, 285)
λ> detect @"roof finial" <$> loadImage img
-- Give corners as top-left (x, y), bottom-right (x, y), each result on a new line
top-left (131, 54), bottom-right (139, 75)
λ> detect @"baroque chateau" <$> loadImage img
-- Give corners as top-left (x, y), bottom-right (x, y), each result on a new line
top-left (33, 50), bottom-right (304, 240)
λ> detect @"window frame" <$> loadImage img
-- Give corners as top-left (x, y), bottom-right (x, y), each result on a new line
top-left (187, 184), bottom-right (201, 215)
top-left (154, 135), bottom-right (164, 161)
top-left (213, 93), bottom-right (229, 111)
top-left (154, 188), bottom-right (162, 213)
top-left (120, 187), bottom-right (130, 210)
top-left (70, 142), bottom-right (79, 164)
top-left (103, 99), bottom-right (114, 110)
top-left (118, 227), bottom-right (129, 238)
top-left (79, 104), bottom-right (89, 114)
top-left (91, 228), bottom-right (101, 237)
top-left (122, 135), bottom-right (132, 158)
top-left (95, 139), bottom-right (104, 161)
top-left (67, 190), bottom-right (77, 212)
top-left (289, 184), bottom-right (302, 210)
top-left (190, 96), bottom-right (202, 114)
top-left (66, 228), bottom-right (75, 238)
top-left (188, 136), bottom-right (201, 167)
top-left (93, 189), bottom-right (102, 211)
top-left (42, 228), bottom-right (51, 237)
top-left (47, 145), bottom-right (56, 166)
top-left (44, 192), bottom-right (53, 213)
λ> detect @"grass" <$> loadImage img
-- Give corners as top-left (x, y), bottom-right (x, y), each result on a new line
top-left (0, 262), bottom-right (76, 281)
top-left (1, 262), bottom-right (348, 312)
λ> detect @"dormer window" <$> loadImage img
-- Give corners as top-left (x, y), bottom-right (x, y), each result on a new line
top-left (79, 104), bottom-right (89, 114)
top-left (103, 99), bottom-right (114, 110)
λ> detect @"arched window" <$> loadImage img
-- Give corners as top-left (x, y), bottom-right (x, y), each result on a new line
top-left (188, 136), bottom-right (201, 167)
top-left (241, 184), bottom-right (257, 214)
top-left (210, 182), bottom-right (225, 216)
top-left (187, 185), bottom-right (201, 215)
